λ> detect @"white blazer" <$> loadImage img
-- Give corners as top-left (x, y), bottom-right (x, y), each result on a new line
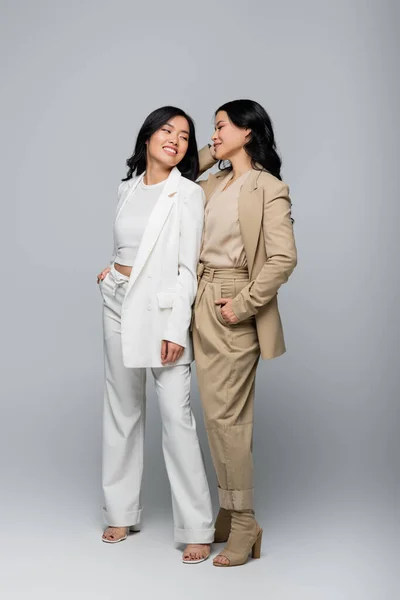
top-left (109, 167), bottom-right (205, 368)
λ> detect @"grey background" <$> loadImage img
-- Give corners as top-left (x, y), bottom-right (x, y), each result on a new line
top-left (1, 0), bottom-right (398, 598)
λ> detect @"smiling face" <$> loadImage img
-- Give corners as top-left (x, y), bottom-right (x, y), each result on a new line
top-left (211, 110), bottom-right (251, 161)
top-left (146, 115), bottom-right (190, 168)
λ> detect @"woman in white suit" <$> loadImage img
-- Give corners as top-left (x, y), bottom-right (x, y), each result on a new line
top-left (96, 106), bottom-right (214, 563)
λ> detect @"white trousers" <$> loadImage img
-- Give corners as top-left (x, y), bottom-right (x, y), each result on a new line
top-left (100, 267), bottom-right (214, 543)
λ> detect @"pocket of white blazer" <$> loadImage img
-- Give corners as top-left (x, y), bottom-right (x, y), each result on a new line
top-left (156, 291), bottom-right (177, 309)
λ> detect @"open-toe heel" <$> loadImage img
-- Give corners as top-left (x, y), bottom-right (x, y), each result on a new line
top-left (182, 544), bottom-right (211, 564)
top-left (213, 510), bottom-right (262, 567)
top-left (102, 525), bottom-right (140, 544)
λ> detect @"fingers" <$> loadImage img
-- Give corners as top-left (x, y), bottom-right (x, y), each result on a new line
top-left (161, 340), bottom-right (174, 365)
top-left (161, 341), bottom-right (184, 364)
top-left (221, 310), bottom-right (238, 324)
top-left (166, 345), bottom-right (177, 364)
top-left (161, 340), bottom-right (168, 362)
top-left (97, 267), bottom-right (111, 284)
top-left (214, 298), bottom-right (229, 306)
top-left (219, 302), bottom-right (239, 324)
top-left (169, 347), bottom-right (184, 364)
top-left (215, 298), bottom-right (232, 322)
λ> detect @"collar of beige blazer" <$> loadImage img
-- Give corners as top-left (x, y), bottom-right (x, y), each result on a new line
top-left (207, 167), bottom-right (264, 274)
top-left (122, 166), bottom-right (182, 297)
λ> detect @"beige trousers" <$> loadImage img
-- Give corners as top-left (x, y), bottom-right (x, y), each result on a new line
top-left (192, 265), bottom-right (260, 511)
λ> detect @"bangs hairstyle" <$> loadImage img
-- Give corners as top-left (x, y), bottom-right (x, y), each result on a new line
top-left (123, 106), bottom-right (199, 181)
top-left (216, 99), bottom-right (282, 181)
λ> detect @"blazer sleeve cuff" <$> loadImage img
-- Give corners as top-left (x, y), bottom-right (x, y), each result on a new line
top-left (163, 328), bottom-right (187, 349)
top-left (198, 144), bottom-right (217, 174)
top-left (231, 293), bottom-right (257, 322)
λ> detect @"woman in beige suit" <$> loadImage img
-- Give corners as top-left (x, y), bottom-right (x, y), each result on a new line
top-left (193, 99), bottom-right (297, 567)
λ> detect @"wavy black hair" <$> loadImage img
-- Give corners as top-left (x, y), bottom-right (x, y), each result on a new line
top-left (216, 99), bottom-right (282, 180)
top-left (123, 106), bottom-right (199, 181)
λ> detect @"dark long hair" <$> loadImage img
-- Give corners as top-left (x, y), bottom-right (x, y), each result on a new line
top-left (216, 99), bottom-right (282, 180)
top-left (122, 106), bottom-right (199, 182)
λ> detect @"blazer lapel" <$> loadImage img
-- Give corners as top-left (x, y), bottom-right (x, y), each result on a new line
top-left (203, 170), bottom-right (227, 203)
top-left (125, 167), bottom-right (181, 295)
top-left (238, 170), bottom-right (263, 274)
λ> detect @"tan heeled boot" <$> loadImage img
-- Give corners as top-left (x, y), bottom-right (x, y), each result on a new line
top-left (214, 508), bottom-right (232, 543)
top-left (213, 510), bottom-right (262, 567)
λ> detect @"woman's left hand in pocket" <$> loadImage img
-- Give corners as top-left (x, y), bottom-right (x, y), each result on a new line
top-left (214, 298), bottom-right (239, 324)
top-left (161, 340), bottom-right (184, 364)
top-left (97, 266), bottom-right (111, 284)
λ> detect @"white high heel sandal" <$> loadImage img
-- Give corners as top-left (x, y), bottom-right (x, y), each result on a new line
top-left (102, 524), bottom-right (141, 544)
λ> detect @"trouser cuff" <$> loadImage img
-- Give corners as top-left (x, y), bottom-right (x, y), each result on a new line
top-left (102, 507), bottom-right (142, 528)
top-left (174, 527), bottom-right (215, 544)
top-left (218, 487), bottom-right (254, 510)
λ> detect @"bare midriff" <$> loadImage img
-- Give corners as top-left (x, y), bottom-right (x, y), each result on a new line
top-left (114, 263), bottom-right (132, 277)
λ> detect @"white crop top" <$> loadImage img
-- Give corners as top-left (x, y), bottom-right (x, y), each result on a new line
top-left (114, 177), bottom-right (166, 267)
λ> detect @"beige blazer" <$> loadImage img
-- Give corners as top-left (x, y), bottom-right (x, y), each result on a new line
top-left (197, 145), bottom-right (297, 359)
